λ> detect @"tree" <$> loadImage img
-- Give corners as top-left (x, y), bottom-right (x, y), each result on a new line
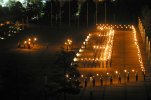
top-left (62, 1), bottom-right (69, 23)
top-left (9, 1), bottom-right (25, 20)
top-left (70, 0), bottom-right (78, 20)
top-left (80, 0), bottom-right (95, 25)
top-left (43, 0), bottom-right (60, 23)
top-left (47, 50), bottom-right (80, 99)
top-left (24, 0), bottom-right (43, 22)
top-left (0, 6), bottom-right (10, 21)
top-left (0, 5), bottom-right (4, 20)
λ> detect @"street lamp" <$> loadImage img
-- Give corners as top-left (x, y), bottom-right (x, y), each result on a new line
top-left (64, 38), bottom-right (72, 52)
top-left (76, 12), bottom-right (80, 27)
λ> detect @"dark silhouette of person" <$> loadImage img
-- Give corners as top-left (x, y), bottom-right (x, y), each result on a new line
top-left (127, 72), bottom-right (130, 82)
top-left (110, 60), bottom-right (112, 67)
top-left (110, 75), bottom-right (113, 85)
top-left (118, 73), bottom-right (121, 84)
top-left (84, 77), bottom-right (87, 87)
top-left (135, 71), bottom-right (138, 82)
top-left (144, 72), bottom-right (146, 81)
top-left (142, 70), bottom-right (146, 81)
top-left (28, 43), bottom-right (31, 49)
top-left (93, 77), bottom-right (95, 87)
top-left (100, 76), bottom-right (103, 86)
top-left (89, 74), bottom-right (93, 87)
top-left (18, 40), bottom-right (20, 48)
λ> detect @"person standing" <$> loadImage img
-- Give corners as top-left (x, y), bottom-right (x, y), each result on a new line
top-left (118, 73), bottom-right (121, 84)
top-left (100, 75), bottom-right (103, 86)
top-left (135, 71), bottom-right (138, 82)
top-left (84, 77), bottom-right (88, 87)
top-left (110, 75), bottom-right (113, 85)
top-left (127, 72), bottom-right (130, 82)
top-left (18, 40), bottom-right (20, 48)
top-left (142, 70), bottom-right (146, 81)
top-left (93, 77), bottom-right (95, 87)
top-left (90, 75), bottom-right (93, 87)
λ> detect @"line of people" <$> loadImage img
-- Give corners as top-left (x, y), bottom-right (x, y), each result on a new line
top-left (83, 71), bottom-right (146, 87)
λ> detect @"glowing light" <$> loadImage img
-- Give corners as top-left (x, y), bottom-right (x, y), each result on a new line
top-left (132, 26), bottom-right (144, 71)
top-left (24, 41), bottom-right (27, 44)
top-left (66, 74), bottom-right (69, 78)
top-left (79, 49), bottom-right (83, 52)
top-left (34, 38), bottom-right (37, 41)
top-left (115, 71), bottom-right (118, 74)
top-left (28, 38), bottom-right (31, 41)
top-left (76, 53), bottom-right (81, 57)
top-left (81, 75), bottom-right (84, 78)
top-left (73, 57), bottom-right (78, 62)
top-left (0, 37), bottom-right (5, 40)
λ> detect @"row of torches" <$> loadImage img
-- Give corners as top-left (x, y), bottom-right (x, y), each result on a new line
top-left (80, 69), bottom-right (139, 79)
top-left (73, 24), bottom-right (144, 72)
top-left (74, 25), bottom-right (114, 62)
top-left (97, 24), bottom-right (132, 30)
top-left (132, 26), bottom-right (145, 72)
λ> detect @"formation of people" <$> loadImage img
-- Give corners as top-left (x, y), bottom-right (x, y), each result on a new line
top-left (82, 70), bottom-right (146, 88)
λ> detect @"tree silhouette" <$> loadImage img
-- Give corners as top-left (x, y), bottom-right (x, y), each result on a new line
top-left (70, 0), bottom-right (78, 21)
top-left (44, 0), bottom-right (60, 24)
top-left (80, 0), bottom-right (95, 25)
top-left (9, 1), bottom-right (25, 20)
top-left (48, 50), bottom-right (80, 99)
top-left (62, 1), bottom-right (69, 23)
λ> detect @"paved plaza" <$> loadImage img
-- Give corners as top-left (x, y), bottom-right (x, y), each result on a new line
top-left (67, 25), bottom-right (151, 100)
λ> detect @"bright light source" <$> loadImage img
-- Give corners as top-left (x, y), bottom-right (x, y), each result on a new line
top-left (76, 53), bottom-right (81, 57)
top-left (73, 57), bottom-right (78, 62)
top-left (24, 41), bottom-right (27, 44)
top-left (34, 38), bottom-right (37, 41)
top-left (115, 71), bottom-right (118, 74)
top-left (0, 37), bottom-right (5, 40)
top-left (28, 38), bottom-right (31, 41)
top-left (66, 74), bottom-right (69, 78)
